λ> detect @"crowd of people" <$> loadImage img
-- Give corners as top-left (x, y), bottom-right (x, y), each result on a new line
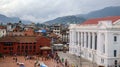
top-left (1, 52), bottom-right (78, 67)
top-left (49, 51), bottom-right (69, 67)
top-left (37, 51), bottom-right (69, 67)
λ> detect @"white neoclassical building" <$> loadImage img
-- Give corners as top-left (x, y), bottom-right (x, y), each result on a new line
top-left (69, 16), bottom-right (120, 67)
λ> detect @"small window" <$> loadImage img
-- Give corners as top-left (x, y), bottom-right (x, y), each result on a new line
top-left (26, 46), bottom-right (28, 49)
top-left (29, 46), bottom-right (32, 49)
top-left (29, 43), bottom-right (32, 44)
top-left (4, 48), bottom-right (7, 50)
top-left (101, 58), bottom-right (104, 63)
top-left (114, 50), bottom-right (117, 57)
top-left (34, 46), bottom-right (36, 49)
top-left (114, 36), bottom-right (117, 42)
top-left (22, 46), bottom-right (24, 49)
top-left (17, 46), bottom-right (20, 49)
top-left (115, 60), bottom-right (117, 66)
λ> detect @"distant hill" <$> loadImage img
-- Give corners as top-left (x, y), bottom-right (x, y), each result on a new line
top-left (0, 14), bottom-right (31, 24)
top-left (1, 6), bottom-right (120, 24)
top-left (44, 16), bottom-right (86, 24)
top-left (45, 6), bottom-right (120, 24)
top-left (77, 6), bottom-right (120, 19)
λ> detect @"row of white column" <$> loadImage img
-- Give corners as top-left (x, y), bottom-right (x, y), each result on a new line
top-left (70, 31), bottom-right (97, 50)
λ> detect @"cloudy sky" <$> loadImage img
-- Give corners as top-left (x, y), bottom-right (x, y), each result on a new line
top-left (0, 0), bottom-right (120, 23)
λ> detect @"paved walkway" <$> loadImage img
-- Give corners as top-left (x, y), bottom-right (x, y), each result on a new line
top-left (0, 52), bottom-right (98, 67)
top-left (0, 56), bottom-right (63, 67)
top-left (58, 51), bottom-right (97, 67)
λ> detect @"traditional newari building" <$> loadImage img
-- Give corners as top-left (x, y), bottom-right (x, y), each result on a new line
top-left (0, 36), bottom-right (51, 56)
top-left (69, 16), bottom-right (120, 67)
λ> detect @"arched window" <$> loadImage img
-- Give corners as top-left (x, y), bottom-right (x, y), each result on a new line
top-left (114, 36), bottom-right (117, 42)
top-left (114, 50), bottom-right (117, 57)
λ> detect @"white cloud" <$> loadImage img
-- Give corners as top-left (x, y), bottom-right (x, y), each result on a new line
top-left (0, 0), bottom-right (120, 23)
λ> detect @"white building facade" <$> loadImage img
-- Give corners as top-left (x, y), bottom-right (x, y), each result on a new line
top-left (69, 16), bottom-right (120, 67)
top-left (0, 27), bottom-right (6, 37)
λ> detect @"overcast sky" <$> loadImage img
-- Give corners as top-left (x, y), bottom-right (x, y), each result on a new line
top-left (0, 0), bottom-right (120, 23)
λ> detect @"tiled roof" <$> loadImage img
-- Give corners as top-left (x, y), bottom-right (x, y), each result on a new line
top-left (0, 37), bottom-right (18, 42)
top-left (0, 36), bottom-right (37, 43)
top-left (14, 36), bottom-right (37, 43)
top-left (49, 33), bottom-right (58, 38)
top-left (0, 26), bottom-right (6, 29)
top-left (82, 16), bottom-right (120, 25)
top-left (0, 36), bottom-right (51, 43)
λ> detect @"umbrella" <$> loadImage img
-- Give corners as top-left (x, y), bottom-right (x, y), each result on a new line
top-left (20, 64), bottom-right (25, 67)
top-left (40, 64), bottom-right (48, 67)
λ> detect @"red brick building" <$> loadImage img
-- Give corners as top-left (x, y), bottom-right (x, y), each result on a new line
top-left (0, 36), bottom-right (51, 55)
top-left (24, 27), bottom-right (34, 36)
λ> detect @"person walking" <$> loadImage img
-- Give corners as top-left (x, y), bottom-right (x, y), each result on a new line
top-left (15, 57), bottom-right (18, 62)
top-left (65, 59), bottom-right (68, 67)
top-left (62, 58), bottom-right (64, 63)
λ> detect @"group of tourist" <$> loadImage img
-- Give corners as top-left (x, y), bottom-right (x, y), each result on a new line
top-left (13, 54), bottom-right (18, 62)
top-left (52, 52), bottom-right (69, 67)
top-left (39, 51), bottom-right (69, 67)
top-left (52, 52), bottom-right (79, 67)
top-left (1, 52), bottom-right (78, 67)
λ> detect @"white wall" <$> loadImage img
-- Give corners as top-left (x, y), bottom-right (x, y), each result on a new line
top-left (0, 29), bottom-right (6, 37)
top-left (69, 21), bottom-right (120, 67)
